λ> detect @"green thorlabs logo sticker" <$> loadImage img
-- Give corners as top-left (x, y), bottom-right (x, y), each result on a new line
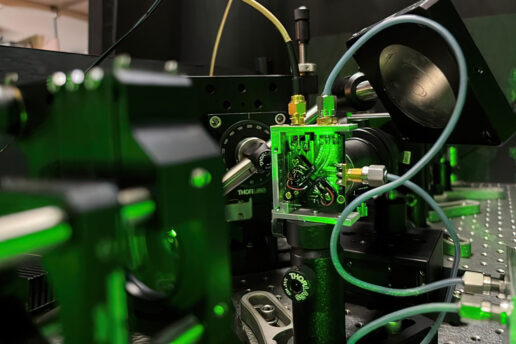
top-left (283, 272), bottom-right (311, 302)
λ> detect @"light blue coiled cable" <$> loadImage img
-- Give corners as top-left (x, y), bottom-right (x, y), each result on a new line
top-left (322, 14), bottom-right (468, 343)
top-left (347, 302), bottom-right (460, 344)
top-left (387, 174), bottom-right (461, 343)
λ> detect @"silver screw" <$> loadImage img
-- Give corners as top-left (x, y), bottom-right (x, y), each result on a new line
top-left (52, 72), bottom-right (67, 86)
top-left (47, 71), bottom-right (67, 93)
top-left (66, 69), bottom-right (85, 92)
top-left (85, 67), bottom-right (105, 90)
top-left (260, 304), bottom-right (276, 322)
top-left (209, 116), bottom-right (222, 129)
top-left (275, 113), bottom-right (286, 124)
top-left (70, 69), bottom-right (85, 84)
top-left (4, 73), bottom-right (19, 85)
top-left (164, 60), bottom-right (179, 74)
top-left (114, 54), bottom-right (131, 69)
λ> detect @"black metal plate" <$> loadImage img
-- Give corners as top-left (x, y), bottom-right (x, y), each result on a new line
top-left (348, 0), bottom-right (516, 145)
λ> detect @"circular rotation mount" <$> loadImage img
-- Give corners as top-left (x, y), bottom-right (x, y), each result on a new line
top-left (220, 120), bottom-right (271, 188)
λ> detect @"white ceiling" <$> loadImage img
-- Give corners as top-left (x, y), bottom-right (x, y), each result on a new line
top-left (67, 1), bottom-right (87, 14)
top-left (0, 0), bottom-right (88, 53)
top-left (23, 0), bottom-right (87, 12)
top-left (0, 0), bottom-right (88, 19)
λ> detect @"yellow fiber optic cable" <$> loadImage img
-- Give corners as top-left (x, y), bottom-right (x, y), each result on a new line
top-left (209, 0), bottom-right (234, 76)
top-left (240, 0), bottom-right (292, 42)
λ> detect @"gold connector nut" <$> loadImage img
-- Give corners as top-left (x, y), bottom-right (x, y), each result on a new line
top-left (346, 168), bottom-right (363, 184)
top-left (346, 165), bottom-right (387, 187)
top-left (317, 116), bottom-right (338, 125)
top-left (288, 94), bottom-right (307, 126)
top-left (316, 95), bottom-right (337, 125)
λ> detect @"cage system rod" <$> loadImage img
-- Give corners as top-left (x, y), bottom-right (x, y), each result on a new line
top-left (0, 206), bottom-right (66, 242)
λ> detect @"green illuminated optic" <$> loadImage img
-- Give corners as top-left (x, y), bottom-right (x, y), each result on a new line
top-left (450, 173), bottom-right (457, 183)
top-left (460, 305), bottom-right (508, 325)
top-left (213, 303), bottom-right (226, 316)
top-left (190, 168), bottom-right (212, 189)
top-left (460, 304), bottom-right (490, 321)
top-left (449, 146), bottom-right (458, 168)
top-left (402, 151), bottom-right (412, 165)
top-left (106, 269), bottom-right (129, 344)
top-left (121, 200), bottom-right (156, 221)
top-left (167, 229), bottom-right (178, 244)
top-left (0, 223), bottom-right (71, 262)
top-left (500, 311), bottom-right (508, 325)
top-left (386, 320), bottom-right (402, 334)
top-left (170, 324), bottom-right (204, 344)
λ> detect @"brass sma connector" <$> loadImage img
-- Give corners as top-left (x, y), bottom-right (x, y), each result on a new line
top-left (317, 95), bottom-right (337, 125)
top-left (317, 116), bottom-right (337, 125)
top-left (345, 165), bottom-right (387, 187)
top-left (346, 168), bottom-right (363, 184)
top-left (288, 94), bottom-right (307, 126)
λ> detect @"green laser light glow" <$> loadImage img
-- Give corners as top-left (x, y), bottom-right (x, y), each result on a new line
top-left (170, 324), bottom-right (204, 344)
top-left (0, 223), bottom-right (72, 262)
top-left (386, 320), bottom-right (402, 334)
top-left (190, 168), bottom-right (212, 189)
top-left (167, 229), bottom-right (178, 244)
top-left (121, 200), bottom-right (156, 221)
top-left (213, 303), bottom-right (226, 317)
